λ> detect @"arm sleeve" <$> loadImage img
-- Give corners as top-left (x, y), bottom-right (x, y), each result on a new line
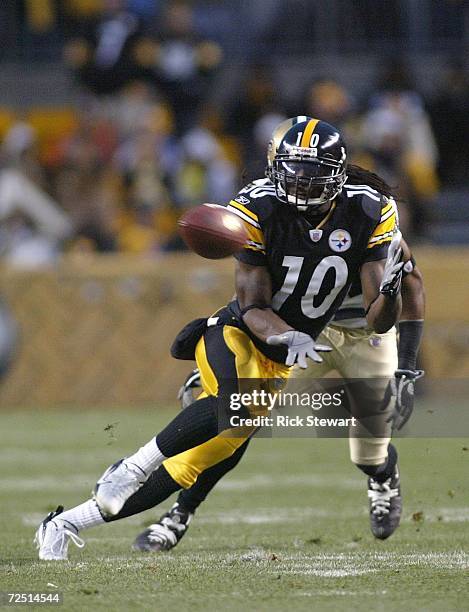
top-left (226, 198), bottom-right (267, 266)
top-left (362, 196), bottom-right (399, 263)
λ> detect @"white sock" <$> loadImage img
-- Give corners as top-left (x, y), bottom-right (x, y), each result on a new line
top-left (57, 499), bottom-right (105, 532)
top-left (124, 438), bottom-right (166, 476)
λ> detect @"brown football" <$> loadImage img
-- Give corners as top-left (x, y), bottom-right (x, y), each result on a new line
top-left (178, 204), bottom-right (248, 259)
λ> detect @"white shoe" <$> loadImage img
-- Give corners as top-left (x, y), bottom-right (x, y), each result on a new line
top-left (35, 506), bottom-right (85, 561)
top-left (94, 459), bottom-right (147, 517)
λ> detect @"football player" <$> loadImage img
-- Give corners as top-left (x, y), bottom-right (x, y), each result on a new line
top-left (131, 234), bottom-right (424, 551)
top-left (36, 117), bottom-right (405, 560)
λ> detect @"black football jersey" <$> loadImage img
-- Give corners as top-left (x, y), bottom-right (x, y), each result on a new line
top-left (225, 178), bottom-right (397, 359)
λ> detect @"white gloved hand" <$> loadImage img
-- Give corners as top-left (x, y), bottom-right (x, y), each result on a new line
top-left (266, 330), bottom-right (331, 369)
top-left (380, 230), bottom-right (404, 297)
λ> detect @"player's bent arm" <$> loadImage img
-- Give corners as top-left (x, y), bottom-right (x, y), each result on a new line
top-left (398, 239), bottom-right (425, 371)
top-left (401, 264), bottom-right (425, 320)
top-left (400, 238), bottom-right (425, 321)
top-left (235, 261), bottom-right (294, 342)
top-left (361, 259), bottom-right (402, 334)
top-left (386, 240), bottom-right (425, 430)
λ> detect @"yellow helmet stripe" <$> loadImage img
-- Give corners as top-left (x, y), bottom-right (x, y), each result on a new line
top-left (300, 118), bottom-right (319, 147)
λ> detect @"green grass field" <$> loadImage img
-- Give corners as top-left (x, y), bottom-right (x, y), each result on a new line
top-left (1, 407), bottom-right (468, 611)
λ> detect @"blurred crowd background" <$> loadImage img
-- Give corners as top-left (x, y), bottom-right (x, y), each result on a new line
top-left (0, 0), bottom-right (467, 268)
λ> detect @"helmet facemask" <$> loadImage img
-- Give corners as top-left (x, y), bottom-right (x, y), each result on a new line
top-left (269, 156), bottom-right (347, 211)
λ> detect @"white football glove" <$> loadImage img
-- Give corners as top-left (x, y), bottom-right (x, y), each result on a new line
top-left (267, 330), bottom-right (331, 369)
top-left (380, 230), bottom-right (404, 297)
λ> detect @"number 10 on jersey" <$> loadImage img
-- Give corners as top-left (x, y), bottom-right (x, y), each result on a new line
top-left (272, 255), bottom-right (348, 318)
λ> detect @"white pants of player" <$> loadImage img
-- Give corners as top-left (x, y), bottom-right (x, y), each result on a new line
top-left (292, 324), bottom-right (398, 466)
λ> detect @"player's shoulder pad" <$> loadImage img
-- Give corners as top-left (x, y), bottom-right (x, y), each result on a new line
top-left (344, 183), bottom-right (385, 221)
top-left (227, 178), bottom-right (277, 225)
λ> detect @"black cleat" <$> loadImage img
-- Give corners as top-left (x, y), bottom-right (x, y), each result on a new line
top-left (132, 503), bottom-right (193, 552)
top-left (367, 465), bottom-right (402, 540)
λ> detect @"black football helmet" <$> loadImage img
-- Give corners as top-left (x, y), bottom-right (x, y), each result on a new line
top-left (266, 116), bottom-right (347, 210)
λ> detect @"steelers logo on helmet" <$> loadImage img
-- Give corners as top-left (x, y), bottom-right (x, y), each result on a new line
top-left (266, 117), bottom-right (347, 210)
top-left (328, 229), bottom-right (352, 252)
